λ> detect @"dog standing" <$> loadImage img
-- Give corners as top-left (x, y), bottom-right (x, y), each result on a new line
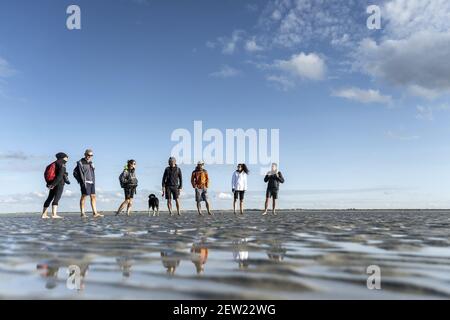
top-left (148, 194), bottom-right (159, 216)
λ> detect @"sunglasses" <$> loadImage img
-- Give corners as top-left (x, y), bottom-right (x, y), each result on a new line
top-left (86, 154), bottom-right (94, 157)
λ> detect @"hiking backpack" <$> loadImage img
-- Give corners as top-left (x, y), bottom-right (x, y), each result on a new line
top-left (44, 162), bottom-right (57, 184)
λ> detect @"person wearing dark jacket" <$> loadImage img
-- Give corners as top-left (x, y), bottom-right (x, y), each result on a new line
top-left (116, 160), bottom-right (138, 216)
top-left (162, 157), bottom-right (182, 216)
top-left (73, 149), bottom-right (103, 218)
top-left (42, 153), bottom-right (70, 219)
top-left (262, 163), bottom-right (285, 216)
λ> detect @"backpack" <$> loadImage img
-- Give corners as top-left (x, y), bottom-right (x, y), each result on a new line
top-left (44, 162), bottom-right (57, 184)
top-left (119, 171), bottom-right (127, 188)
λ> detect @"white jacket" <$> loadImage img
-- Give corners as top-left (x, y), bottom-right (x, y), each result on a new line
top-left (232, 171), bottom-right (248, 191)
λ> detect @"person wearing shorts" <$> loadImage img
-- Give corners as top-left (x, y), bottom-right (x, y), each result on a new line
top-left (262, 163), bottom-right (285, 216)
top-left (73, 149), bottom-right (103, 218)
top-left (162, 157), bottom-right (183, 216)
top-left (231, 163), bottom-right (249, 215)
top-left (191, 161), bottom-right (212, 216)
top-left (116, 160), bottom-right (138, 216)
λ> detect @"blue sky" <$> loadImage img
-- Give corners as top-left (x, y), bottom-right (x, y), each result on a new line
top-left (1, 0), bottom-right (450, 212)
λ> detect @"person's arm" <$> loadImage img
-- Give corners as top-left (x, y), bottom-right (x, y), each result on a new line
top-left (178, 168), bottom-right (183, 189)
top-left (205, 171), bottom-right (209, 189)
top-left (231, 172), bottom-right (236, 192)
top-left (264, 174), bottom-right (270, 183)
top-left (243, 173), bottom-right (248, 191)
top-left (162, 168), bottom-right (167, 188)
top-left (277, 172), bottom-right (285, 183)
top-left (50, 163), bottom-right (65, 188)
top-left (191, 171), bottom-right (196, 189)
top-left (73, 163), bottom-right (81, 184)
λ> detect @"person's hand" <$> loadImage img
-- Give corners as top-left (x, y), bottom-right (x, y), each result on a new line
top-left (48, 185), bottom-right (54, 190)
top-left (162, 189), bottom-right (165, 197)
top-left (232, 189), bottom-right (235, 193)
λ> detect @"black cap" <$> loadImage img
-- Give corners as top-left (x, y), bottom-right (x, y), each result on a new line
top-left (55, 152), bottom-right (68, 159)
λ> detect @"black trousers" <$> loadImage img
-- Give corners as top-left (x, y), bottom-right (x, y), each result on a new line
top-left (44, 183), bottom-right (65, 207)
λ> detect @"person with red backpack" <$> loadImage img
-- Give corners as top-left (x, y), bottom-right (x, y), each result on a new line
top-left (42, 152), bottom-right (70, 219)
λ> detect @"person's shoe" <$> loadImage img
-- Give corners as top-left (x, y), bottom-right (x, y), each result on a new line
top-left (262, 211), bottom-right (268, 216)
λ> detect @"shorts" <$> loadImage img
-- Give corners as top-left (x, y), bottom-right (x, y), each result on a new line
top-left (81, 183), bottom-right (95, 196)
top-left (266, 189), bottom-right (278, 200)
top-left (195, 188), bottom-right (208, 202)
top-left (165, 186), bottom-right (179, 200)
top-left (124, 187), bottom-right (136, 199)
top-left (234, 190), bottom-right (245, 201)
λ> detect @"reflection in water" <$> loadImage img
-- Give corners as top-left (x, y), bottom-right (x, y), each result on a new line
top-left (117, 256), bottom-right (133, 278)
top-left (190, 241), bottom-right (208, 274)
top-left (161, 249), bottom-right (181, 275)
top-left (36, 260), bottom-right (60, 290)
top-left (233, 239), bottom-right (249, 269)
top-left (266, 242), bottom-right (286, 262)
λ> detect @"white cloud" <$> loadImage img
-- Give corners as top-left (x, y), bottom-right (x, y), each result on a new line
top-left (217, 192), bottom-right (232, 200)
top-left (332, 87), bottom-right (392, 105)
top-left (385, 130), bottom-right (420, 141)
top-left (415, 105), bottom-right (434, 121)
top-left (213, 30), bottom-right (245, 55)
top-left (245, 38), bottom-right (263, 52)
top-left (209, 65), bottom-right (241, 78)
top-left (355, 31), bottom-right (450, 99)
top-left (0, 57), bottom-right (14, 78)
top-left (274, 52), bottom-right (326, 81)
top-left (266, 75), bottom-right (295, 91)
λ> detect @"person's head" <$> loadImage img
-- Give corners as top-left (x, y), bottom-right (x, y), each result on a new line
top-left (168, 156), bottom-right (176, 167)
top-left (55, 152), bottom-right (69, 163)
top-left (127, 159), bottom-right (136, 170)
top-left (84, 149), bottom-right (94, 162)
top-left (271, 163), bottom-right (278, 172)
top-left (237, 163), bottom-right (249, 174)
top-left (196, 160), bottom-right (204, 170)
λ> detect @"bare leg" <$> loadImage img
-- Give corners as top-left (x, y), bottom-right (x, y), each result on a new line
top-left (116, 200), bottom-right (128, 215)
top-left (206, 201), bottom-right (212, 215)
top-left (167, 200), bottom-right (173, 215)
top-left (41, 207), bottom-right (50, 219)
top-left (80, 195), bottom-right (87, 217)
top-left (197, 202), bottom-right (203, 215)
top-left (126, 199), bottom-right (133, 216)
top-left (262, 197), bottom-right (269, 215)
top-left (233, 199), bottom-right (237, 214)
top-left (240, 200), bottom-right (244, 215)
top-left (91, 195), bottom-right (103, 217)
top-left (272, 199), bottom-right (277, 215)
top-left (175, 199), bottom-right (181, 215)
top-left (52, 205), bottom-right (62, 219)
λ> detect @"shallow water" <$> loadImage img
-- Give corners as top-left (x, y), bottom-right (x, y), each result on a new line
top-left (0, 210), bottom-right (449, 299)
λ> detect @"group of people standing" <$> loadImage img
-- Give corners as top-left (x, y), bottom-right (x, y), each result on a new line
top-left (41, 150), bottom-right (285, 219)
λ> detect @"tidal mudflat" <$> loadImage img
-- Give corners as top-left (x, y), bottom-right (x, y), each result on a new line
top-left (0, 210), bottom-right (449, 299)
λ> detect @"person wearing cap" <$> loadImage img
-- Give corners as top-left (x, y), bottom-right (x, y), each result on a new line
top-left (191, 161), bottom-right (212, 216)
top-left (73, 149), bottom-right (103, 218)
top-left (162, 157), bottom-right (183, 216)
top-left (42, 152), bottom-right (70, 219)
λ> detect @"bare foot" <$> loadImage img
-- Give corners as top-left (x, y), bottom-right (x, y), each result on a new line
top-left (81, 214), bottom-right (88, 218)
top-left (41, 214), bottom-right (50, 219)
top-left (93, 213), bottom-right (104, 218)
top-left (52, 215), bottom-right (63, 219)
top-left (208, 212), bottom-right (213, 216)
top-left (262, 211), bottom-right (268, 216)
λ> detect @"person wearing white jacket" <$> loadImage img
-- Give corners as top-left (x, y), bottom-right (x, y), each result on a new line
top-left (231, 163), bottom-right (249, 215)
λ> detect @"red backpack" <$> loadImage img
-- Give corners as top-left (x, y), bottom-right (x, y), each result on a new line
top-left (44, 162), bottom-right (57, 184)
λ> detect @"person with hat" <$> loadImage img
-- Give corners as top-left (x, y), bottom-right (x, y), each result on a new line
top-left (162, 156), bottom-right (183, 216)
top-left (191, 160), bottom-right (212, 216)
top-left (41, 152), bottom-right (70, 219)
top-left (73, 149), bottom-right (103, 218)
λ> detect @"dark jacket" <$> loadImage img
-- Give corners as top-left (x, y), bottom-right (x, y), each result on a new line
top-left (264, 172), bottom-right (285, 190)
top-left (162, 166), bottom-right (183, 189)
top-left (119, 168), bottom-right (138, 189)
top-left (73, 158), bottom-right (95, 186)
top-left (49, 159), bottom-right (68, 188)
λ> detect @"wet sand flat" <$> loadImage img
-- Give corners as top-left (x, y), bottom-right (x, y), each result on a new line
top-left (0, 210), bottom-right (449, 299)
